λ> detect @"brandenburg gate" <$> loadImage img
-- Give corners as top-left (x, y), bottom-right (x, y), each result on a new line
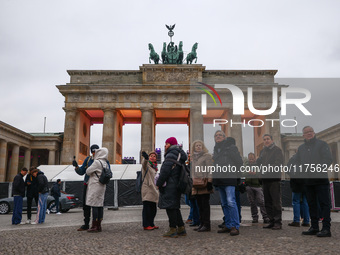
top-left (57, 64), bottom-right (283, 165)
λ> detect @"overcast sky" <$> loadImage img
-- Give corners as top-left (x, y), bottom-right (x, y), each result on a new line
top-left (1, 0), bottom-right (339, 161)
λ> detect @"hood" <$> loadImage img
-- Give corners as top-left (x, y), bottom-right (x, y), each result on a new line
top-left (166, 145), bottom-right (187, 162)
top-left (37, 171), bottom-right (45, 176)
top-left (94, 147), bottom-right (108, 161)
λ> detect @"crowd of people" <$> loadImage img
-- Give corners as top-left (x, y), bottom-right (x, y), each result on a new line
top-left (11, 125), bottom-right (333, 239)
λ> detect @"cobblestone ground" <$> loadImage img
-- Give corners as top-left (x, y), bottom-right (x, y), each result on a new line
top-left (0, 220), bottom-right (338, 255)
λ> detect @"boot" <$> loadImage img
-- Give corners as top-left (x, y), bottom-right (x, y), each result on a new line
top-left (98, 219), bottom-right (102, 232)
top-left (177, 226), bottom-right (187, 236)
top-left (163, 227), bottom-right (178, 238)
top-left (87, 220), bottom-right (99, 233)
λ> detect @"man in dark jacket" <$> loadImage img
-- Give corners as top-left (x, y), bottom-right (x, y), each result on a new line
top-left (12, 167), bottom-right (28, 225)
top-left (213, 131), bottom-right (243, 236)
top-left (25, 166), bottom-right (39, 224)
top-left (31, 168), bottom-right (49, 224)
top-left (47, 179), bottom-right (62, 214)
top-left (257, 134), bottom-right (284, 230)
top-left (297, 126), bottom-right (333, 237)
top-left (73, 144), bottom-right (98, 231)
top-left (156, 137), bottom-right (187, 238)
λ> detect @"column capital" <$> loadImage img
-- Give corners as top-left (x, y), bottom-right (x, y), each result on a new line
top-left (63, 107), bottom-right (77, 113)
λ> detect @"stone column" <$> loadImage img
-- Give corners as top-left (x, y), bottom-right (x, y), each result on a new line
top-left (61, 108), bottom-right (77, 164)
top-left (228, 110), bottom-right (243, 156)
top-left (8, 144), bottom-right (19, 181)
top-left (102, 108), bottom-right (116, 163)
top-left (0, 140), bottom-right (7, 182)
top-left (190, 108), bottom-right (204, 145)
top-left (337, 142), bottom-right (340, 180)
top-left (265, 110), bottom-right (281, 148)
top-left (141, 108), bottom-right (155, 154)
top-left (48, 149), bottom-right (56, 165)
top-left (24, 148), bottom-right (31, 169)
top-left (32, 150), bottom-right (38, 167)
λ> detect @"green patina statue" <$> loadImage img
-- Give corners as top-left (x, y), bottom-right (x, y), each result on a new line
top-left (148, 25), bottom-right (197, 65)
top-left (148, 43), bottom-right (160, 64)
top-left (186, 42), bottom-right (198, 64)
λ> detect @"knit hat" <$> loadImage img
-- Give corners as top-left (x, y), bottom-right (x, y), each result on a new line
top-left (165, 137), bottom-right (178, 146)
top-left (90, 144), bottom-right (99, 153)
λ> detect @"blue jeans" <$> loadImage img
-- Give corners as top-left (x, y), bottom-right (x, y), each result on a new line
top-left (36, 193), bottom-right (48, 223)
top-left (185, 195), bottom-right (200, 224)
top-left (49, 196), bottom-right (60, 213)
top-left (292, 192), bottom-right (309, 223)
top-left (12, 196), bottom-right (23, 224)
top-left (219, 186), bottom-right (240, 229)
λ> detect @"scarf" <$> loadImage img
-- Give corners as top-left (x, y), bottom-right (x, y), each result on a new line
top-left (149, 160), bottom-right (158, 172)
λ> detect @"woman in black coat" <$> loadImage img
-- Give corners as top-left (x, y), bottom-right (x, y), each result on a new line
top-left (156, 137), bottom-right (187, 238)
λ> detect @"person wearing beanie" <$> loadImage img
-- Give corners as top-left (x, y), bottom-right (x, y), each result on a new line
top-left (156, 137), bottom-right (188, 238)
top-left (141, 151), bottom-right (159, 230)
top-left (73, 144), bottom-right (99, 231)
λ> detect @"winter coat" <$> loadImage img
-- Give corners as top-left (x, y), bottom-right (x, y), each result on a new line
top-left (256, 143), bottom-right (283, 183)
top-left (75, 155), bottom-right (94, 184)
top-left (36, 171), bottom-right (49, 194)
top-left (212, 139), bottom-right (243, 187)
top-left (295, 136), bottom-right (333, 186)
top-left (191, 152), bottom-right (213, 195)
top-left (244, 163), bottom-right (262, 187)
top-left (156, 145), bottom-right (187, 209)
top-left (141, 158), bottom-right (159, 203)
top-left (12, 173), bottom-right (26, 197)
top-left (51, 182), bottom-right (61, 197)
top-left (86, 148), bottom-right (109, 207)
top-left (25, 173), bottom-right (39, 198)
top-left (287, 154), bottom-right (306, 193)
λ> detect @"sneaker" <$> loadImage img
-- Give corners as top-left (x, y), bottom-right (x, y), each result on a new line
top-left (301, 223), bottom-right (310, 227)
top-left (31, 221), bottom-right (37, 225)
top-left (163, 228), bottom-right (178, 238)
top-left (20, 221), bottom-right (26, 225)
top-left (185, 219), bottom-right (192, 224)
top-left (288, 222), bottom-right (300, 227)
top-left (177, 226), bottom-right (187, 236)
top-left (56, 212), bottom-right (62, 215)
top-left (272, 225), bottom-right (282, 230)
top-left (26, 220), bottom-right (31, 224)
top-left (263, 218), bottom-right (270, 224)
top-left (46, 209), bottom-right (50, 215)
top-left (153, 226), bottom-right (159, 229)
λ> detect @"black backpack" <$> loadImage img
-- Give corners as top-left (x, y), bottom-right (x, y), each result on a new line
top-left (95, 160), bottom-right (112, 185)
top-left (166, 153), bottom-right (192, 195)
top-left (135, 167), bottom-right (149, 194)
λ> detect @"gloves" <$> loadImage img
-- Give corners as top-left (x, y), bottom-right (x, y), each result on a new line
top-left (142, 151), bottom-right (149, 160)
top-left (207, 182), bottom-right (213, 191)
top-left (72, 156), bottom-right (78, 167)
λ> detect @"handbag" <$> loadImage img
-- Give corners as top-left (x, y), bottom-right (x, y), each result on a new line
top-left (192, 178), bottom-right (207, 189)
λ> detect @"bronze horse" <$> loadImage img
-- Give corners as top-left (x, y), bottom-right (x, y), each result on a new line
top-left (148, 43), bottom-right (160, 64)
top-left (186, 42), bottom-right (198, 64)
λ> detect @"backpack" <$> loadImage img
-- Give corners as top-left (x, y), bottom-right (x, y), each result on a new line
top-left (95, 160), bottom-right (112, 185)
top-left (135, 167), bottom-right (149, 193)
top-left (166, 153), bottom-right (192, 195)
